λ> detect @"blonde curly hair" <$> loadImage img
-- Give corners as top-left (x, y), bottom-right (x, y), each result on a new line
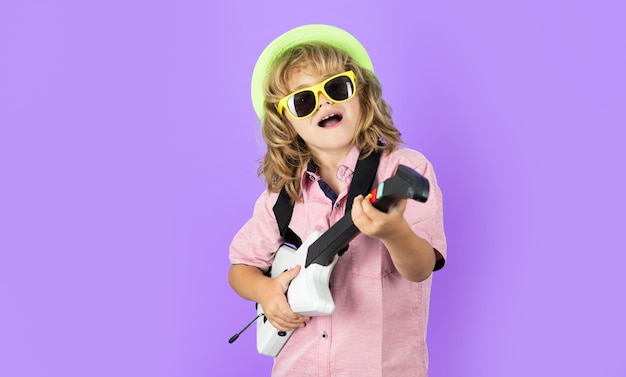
top-left (259, 42), bottom-right (403, 203)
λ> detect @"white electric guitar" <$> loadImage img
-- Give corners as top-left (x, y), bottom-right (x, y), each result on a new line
top-left (229, 165), bottom-right (430, 357)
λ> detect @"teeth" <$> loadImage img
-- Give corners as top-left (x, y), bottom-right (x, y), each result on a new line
top-left (321, 113), bottom-right (337, 121)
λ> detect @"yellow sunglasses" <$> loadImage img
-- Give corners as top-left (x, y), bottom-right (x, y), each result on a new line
top-left (277, 70), bottom-right (357, 119)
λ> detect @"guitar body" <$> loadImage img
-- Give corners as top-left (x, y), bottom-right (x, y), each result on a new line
top-left (256, 230), bottom-right (339, 357)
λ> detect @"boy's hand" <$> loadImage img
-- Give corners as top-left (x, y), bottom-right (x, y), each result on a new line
top-left (351, 194), bottom-right (408, 240)
top-left (258, 265), bottom-right (310, 332)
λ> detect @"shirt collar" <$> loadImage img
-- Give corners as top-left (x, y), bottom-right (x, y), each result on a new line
top-left (301, 145), bottom-right (361, 189)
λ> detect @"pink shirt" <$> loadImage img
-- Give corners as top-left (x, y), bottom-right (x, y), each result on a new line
top-left (229, 146), bottom-right (447, 377)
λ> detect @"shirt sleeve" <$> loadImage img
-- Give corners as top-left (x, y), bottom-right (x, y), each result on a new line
top-left (228, 190), bottom-right (283, 272)
top-left (395, 150), bottom-right (447, 269)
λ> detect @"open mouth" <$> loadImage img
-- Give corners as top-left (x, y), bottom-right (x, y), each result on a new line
top-left (318, 113), bottom-right (343, 128)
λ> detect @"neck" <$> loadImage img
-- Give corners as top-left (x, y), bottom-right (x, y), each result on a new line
top-left (310, 146), bottom-right (354, 194)
top-left (313, 150), bottom-right (347, 176)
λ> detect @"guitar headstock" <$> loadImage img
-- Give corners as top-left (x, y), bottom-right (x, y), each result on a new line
top-left (369, 165), bottom-right (429, 212)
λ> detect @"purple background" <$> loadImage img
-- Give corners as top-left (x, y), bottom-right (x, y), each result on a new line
top-left (1, 0), bottom-right (625, 376)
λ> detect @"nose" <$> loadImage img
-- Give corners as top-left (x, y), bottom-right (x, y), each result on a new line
top-left (318, 91), bottom-right (331, 108)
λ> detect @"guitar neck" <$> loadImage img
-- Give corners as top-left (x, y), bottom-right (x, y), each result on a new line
top-left (304, 165), bottom-right (429, 268)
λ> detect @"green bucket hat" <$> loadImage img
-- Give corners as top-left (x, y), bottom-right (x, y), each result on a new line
top-left (250, 24), bottom-right (374, 120)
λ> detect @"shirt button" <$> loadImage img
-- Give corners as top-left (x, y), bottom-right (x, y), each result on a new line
top-left (321, 332), bottom-right (328, 339)
top-left (334, 202), bottom-right (341, 209)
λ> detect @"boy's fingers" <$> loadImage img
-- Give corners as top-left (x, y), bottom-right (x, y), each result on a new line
top-left (278, 265), bottom-right (301, 291)
top-left (351, 195), bottom-right (361, 210)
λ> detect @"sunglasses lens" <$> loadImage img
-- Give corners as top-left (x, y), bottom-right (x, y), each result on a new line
top-left (324, 76), bottom-right (354, 101)
top-left (288, 91), bottom-right (316, 118)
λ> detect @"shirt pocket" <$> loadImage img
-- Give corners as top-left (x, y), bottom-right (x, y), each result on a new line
top-left (346, 235), bottom-right (395, 278)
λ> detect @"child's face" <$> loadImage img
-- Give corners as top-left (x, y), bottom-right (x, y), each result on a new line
top-left (284, 69), bottom-right (361, 159)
